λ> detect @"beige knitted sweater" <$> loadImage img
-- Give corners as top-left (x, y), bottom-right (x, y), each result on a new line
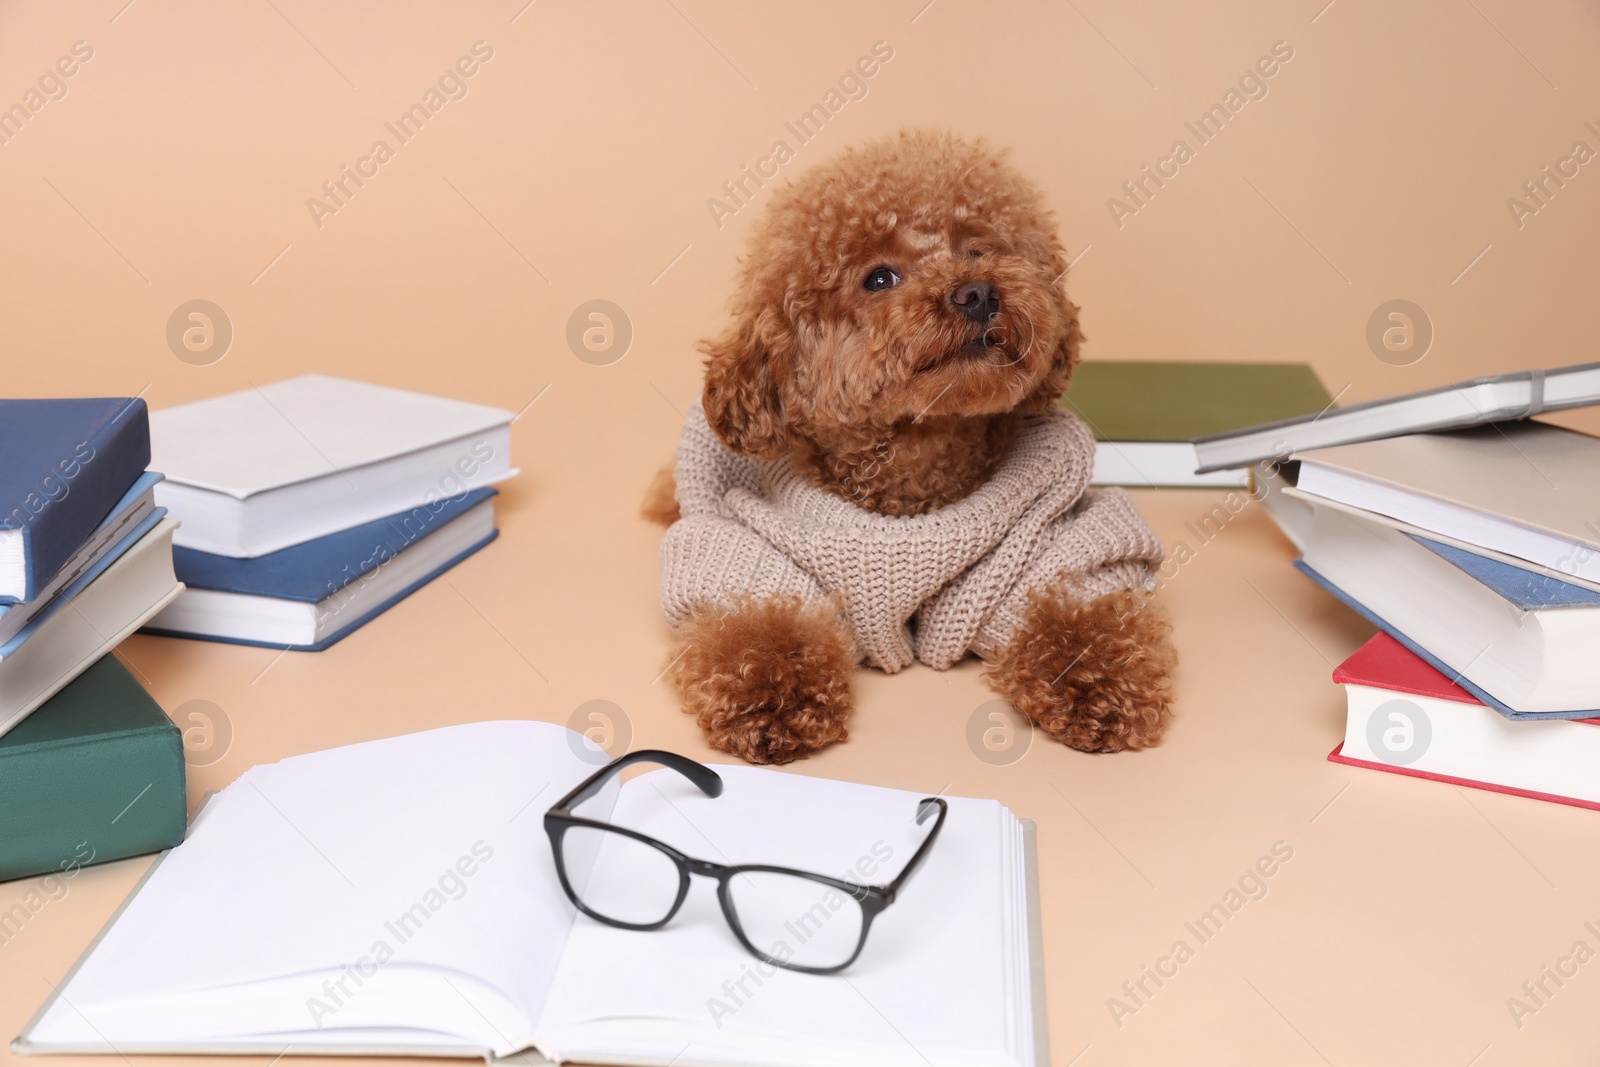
top-left (660, 403), bottom-right (1164, 673)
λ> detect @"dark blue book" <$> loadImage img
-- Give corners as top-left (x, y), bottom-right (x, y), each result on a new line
top-left (143, 488), bottom-right (498, 650)
top-left (0, 398), bottom-right (150, 604)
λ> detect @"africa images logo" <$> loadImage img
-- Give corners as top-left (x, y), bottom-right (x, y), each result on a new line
top-left (1365, 699), bottom-right (1431, 766)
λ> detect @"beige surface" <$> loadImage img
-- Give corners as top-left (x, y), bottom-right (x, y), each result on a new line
top-left (3, 2), bottom-right (1600, 1064)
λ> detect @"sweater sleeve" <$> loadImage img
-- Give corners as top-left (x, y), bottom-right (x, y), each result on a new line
top-left (659, 514), bottom-right (835, 632)
top-left (659, 406), bottom-right (836, 634)
top-left (967, 487), bottom-right (1164, 661)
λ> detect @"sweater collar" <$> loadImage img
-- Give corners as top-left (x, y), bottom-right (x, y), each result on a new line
top-left (728, 407), bottom-right (1098, 536)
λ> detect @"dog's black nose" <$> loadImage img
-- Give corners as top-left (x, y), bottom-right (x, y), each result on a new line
top-left (951, 280), bottom-right (1000, 322)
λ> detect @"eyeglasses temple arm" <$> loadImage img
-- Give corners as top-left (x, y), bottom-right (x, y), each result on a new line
top-left (550, 748), bottom-right (724, 812)
top-left (884, 797), bottom-right (948, 897)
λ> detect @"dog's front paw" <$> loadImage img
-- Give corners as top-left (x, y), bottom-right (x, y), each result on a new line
top-left (667, 596), bottom-right (855, 765)
top-left (985, 585), bottom-right (1176, 753)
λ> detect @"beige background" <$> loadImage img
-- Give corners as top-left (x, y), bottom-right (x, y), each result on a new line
top-left (3, 1), bottom-right (1600, 1063)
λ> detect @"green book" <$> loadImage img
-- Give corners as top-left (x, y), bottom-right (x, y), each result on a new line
top-left (0, 654), bottom-right (186, 884)
top-left (1061, 361), bottom-right (1333, 487)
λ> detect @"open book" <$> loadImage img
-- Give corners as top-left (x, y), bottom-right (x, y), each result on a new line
top-left (17, 722), bottom-right (1045, 1067)
top-left (1192, 360), bottom-right (1600, 472)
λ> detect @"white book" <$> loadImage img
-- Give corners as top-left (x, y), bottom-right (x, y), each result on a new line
top-left (1193, 361), bottom-right (1600, 472)
top-left (1296, 502), bottom-right (1600, 716)
top-left (0, 517), bottom-right (183, 739)
top-left (16, 722), bottom-right (1046, 1067)
top-left (1293, 422), bottom-right (1600, 586)
top-left (151, 376), bottom-right (517, 558)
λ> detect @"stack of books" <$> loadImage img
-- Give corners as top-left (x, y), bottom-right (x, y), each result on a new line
top-left (0, 397), bottom-right (188, 882)
top-left (1208, 361), bottom-right (1600, 809)
top-left (141, 375), bottom-right (516, 650)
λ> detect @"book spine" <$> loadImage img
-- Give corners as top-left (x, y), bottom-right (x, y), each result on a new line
top-left (0, 717), bottom-right (184, 884)
top-left (21, 400), bottom-right (150, 600)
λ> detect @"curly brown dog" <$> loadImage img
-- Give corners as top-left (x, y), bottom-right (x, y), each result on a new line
top-left (645, 130), bottom-right (1175, 765)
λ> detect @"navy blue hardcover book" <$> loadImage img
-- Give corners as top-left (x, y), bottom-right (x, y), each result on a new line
top-left (0, 398), bottom-right (150, 604)
top-left (170, 487), bottom-right (496, 599)
top-left (144, 487), bottom-right (498, 651)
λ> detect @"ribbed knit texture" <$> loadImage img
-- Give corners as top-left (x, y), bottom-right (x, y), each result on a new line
top-left (661, 403), bottom-right (1165, 672)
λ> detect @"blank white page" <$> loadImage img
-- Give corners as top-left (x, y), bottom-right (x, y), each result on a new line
top-left (535, 765), bottom-right (1024, 1067)
top-left (27, 721), bottom-right (608, 1056)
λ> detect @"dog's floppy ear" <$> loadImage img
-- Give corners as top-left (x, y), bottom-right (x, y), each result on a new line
top-left (1023, 292), bottom-right (1083, 411)
top-left (699, 312), bottom-right (791, 460)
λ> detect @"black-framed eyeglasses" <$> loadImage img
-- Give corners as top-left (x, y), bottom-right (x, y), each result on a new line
top-left (544, 750), bottom-right (947, 975)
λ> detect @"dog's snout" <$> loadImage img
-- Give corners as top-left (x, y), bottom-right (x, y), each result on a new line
top-left (951, 280), bottom-right (1000, 322)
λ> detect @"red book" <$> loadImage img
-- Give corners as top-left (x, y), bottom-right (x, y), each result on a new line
top-left (1330, 632), bottom-right (1600, 811)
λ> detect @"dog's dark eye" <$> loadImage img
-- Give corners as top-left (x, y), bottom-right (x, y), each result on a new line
top-left (969, 249), bottom-right (984, 258)
top-left (862, 266), bottom-right (901, 292)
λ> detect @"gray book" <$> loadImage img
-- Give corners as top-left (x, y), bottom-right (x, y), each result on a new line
top-left (15, 722), bottom-right (1048, 1067)
top-left (1193, 361), bottom-right (1600, 472)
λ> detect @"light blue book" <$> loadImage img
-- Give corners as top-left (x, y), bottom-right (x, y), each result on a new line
top-left (1412, 535), bottom-right (1600, 610)
top-left (1295, 505), bottom-right (1600, 720)
top-left (0, 505), bottom-right (167, 662)
top-left (0, 472), bottom-right (163, 647)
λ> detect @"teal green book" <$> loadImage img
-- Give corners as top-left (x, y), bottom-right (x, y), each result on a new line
top-left (1062, 361), bottom-right (1333, 487)
top-left (0, 655), bottom-right (186, 884)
